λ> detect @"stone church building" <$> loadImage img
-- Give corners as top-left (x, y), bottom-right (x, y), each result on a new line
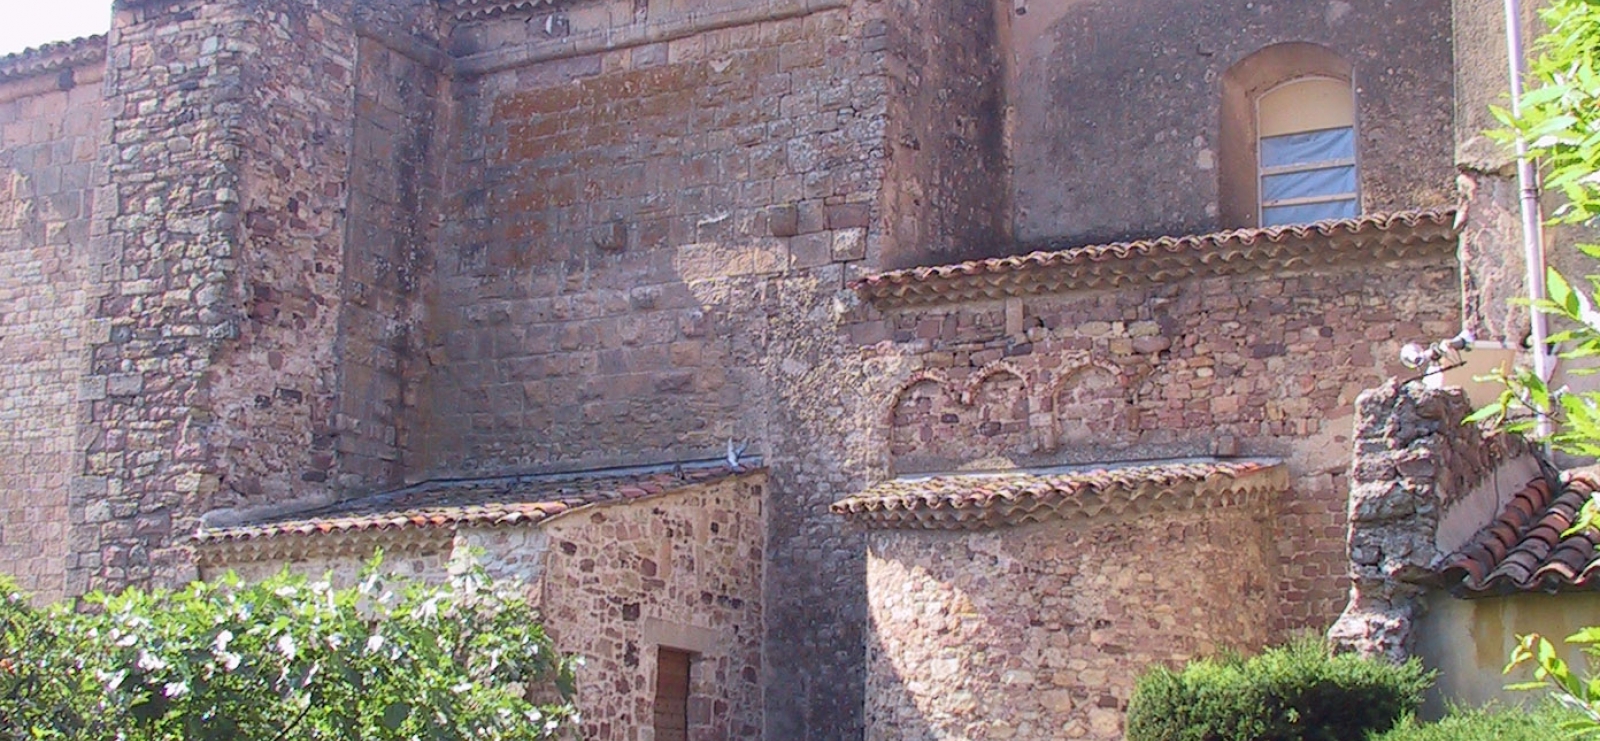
top-left (0, 0), bottom-right (1580, 739)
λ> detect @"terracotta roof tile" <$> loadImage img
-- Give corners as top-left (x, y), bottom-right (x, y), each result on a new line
top-left (0, 35), bottom-right (106, 82)
top-left (194, 462), bottom-right (757, 549)
top-left (1440, 470), bottom-right (1600, 595)
top-left (830, 459), bottom-right (1286, 531)
top-left (438, 0), bottom-right (557, 21)
top-left (851, 209), bottom-right (1458, 307)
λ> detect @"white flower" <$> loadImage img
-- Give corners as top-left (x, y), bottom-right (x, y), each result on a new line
top-left (276, 634), bottom-right (297, 660)
top-left (366, 634), bottom-right (384, 653)
top-left (213, 629), bottom-right (234, 652)
top-left (163, 681), bottom-right (189, 698)
top-left (136, 650), bottom-right (168, 672)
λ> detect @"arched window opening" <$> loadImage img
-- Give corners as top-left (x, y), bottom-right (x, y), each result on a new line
top-left (1219, 43), bottom-right (1356, 229)
top-left (1256, 77), bottom-right (1358, 226)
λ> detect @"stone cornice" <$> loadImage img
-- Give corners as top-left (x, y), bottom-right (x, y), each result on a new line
top-left (854, 209), bottom-right (1459, 308)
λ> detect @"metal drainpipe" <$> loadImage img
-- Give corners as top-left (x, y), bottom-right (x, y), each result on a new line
top-left (1505, 0), bottom-right (1555, 438)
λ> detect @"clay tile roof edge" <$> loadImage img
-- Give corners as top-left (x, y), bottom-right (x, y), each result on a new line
top-left (1444, 468), bottom-right (1600, 596)
top-left (191, 463), bottom-right (765, 563)
top-left (438, 0), bottom-right (558, 21)
top-left (831, 458), bottom-right (1287, 531)
top-left (852, 208), bottom-right (1458, 307)
top-left (0, 35), bottom-right (107, 82)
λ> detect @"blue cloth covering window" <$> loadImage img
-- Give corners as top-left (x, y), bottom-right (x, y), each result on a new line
top-left (1259, 127), bottom-right (1358, 226)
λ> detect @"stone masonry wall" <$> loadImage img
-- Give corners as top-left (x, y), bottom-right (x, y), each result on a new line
top-left (537, 475), bottom-right (764, 741)
top-left (1007, 0), bottom-right (1455, 245)
top-left (422, 4), bottom-right (883, 476)
top-left (197, 474), bottom-right (762, 741)
top-left (74, 0), bottom-right (255, 594)
top-left (879, 0), bottom-right (1009, 268)
top-left (864, 505), bottom-right (1277, 741)
top-left (0, 54), bottom-right (103, 601)
top-left (73, 0), bottom-right (442, 594)
top-left (857, 256), bottom-right (1461, 634)
top-left (430, 5), bottom-right (898, 735)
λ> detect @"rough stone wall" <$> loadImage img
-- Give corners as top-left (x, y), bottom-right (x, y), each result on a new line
top-left (423, 2), bottom-right (884, 476)
top-left (74, 0), bottom-right (256, 594)
top-left (1329, 380), bottom-right (1533, 661)
top-left (878, 0), bottom-right (1009, 269)
top-left (72, 0), bottom-right (443, 594)
top-left (211, 0), bottom-right (442, 509)
top-left (1007, 0), bottom-right (1455, 245)
top-left (428, 8), bottom-right (896, 734)
top-left (0, 57), bottom-right (103, 602)
top-left (858, 257), bottom-right (1461, 634)
top-left (536, 476), bottom-right (764, 741)
top-left (863, 506), bottom-right (1277, 741)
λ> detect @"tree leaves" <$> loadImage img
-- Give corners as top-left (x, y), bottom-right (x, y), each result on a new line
top-left (0, 556), bottom-right (579, 741)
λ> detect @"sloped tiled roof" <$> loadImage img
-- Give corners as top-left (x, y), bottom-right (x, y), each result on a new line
top-left (438, 0), bottom-right (557, 21)
top-left (0, 35), bottom-right (106, 83)
top-left (852, 209), bottom-right (1458, 307)
top-left (193, 462), bottom-right (758, 562)
top-left (831, 459), bottom-right (1286, 531)
top-left (1439, 470), bottom-right (1600, 595)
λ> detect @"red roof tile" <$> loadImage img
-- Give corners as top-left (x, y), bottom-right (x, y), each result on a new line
top-left (851, 209), bottom-right (1457, 306)
top-left (0, 35), bottom-right (105, 82)
top-left (1440, 470), bottom-right (1600, 595)
top-left (830, 459), bottom-right (1286, 530)
top-left (194, 463), bottom-right (756, 548)
top-left (439, 0), bottom-right (556, 21)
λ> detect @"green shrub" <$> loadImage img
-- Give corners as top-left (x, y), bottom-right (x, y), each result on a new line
top-left (0, 557), bottom-right (578, 741)
top-left (1125, 639), bottom-right (1434, 741)
top-left (1370, 705), bottom-right (1586, 741)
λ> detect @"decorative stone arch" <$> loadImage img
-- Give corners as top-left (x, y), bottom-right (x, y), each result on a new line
top-left (958, 360), bottom-right (1031, 405)
top-left (881, 370), bottom-right (954, 428)
top-left (1219, 42), bottom-right (1356, 229)
top-left (1045, 357), bottom-right (1140, 453)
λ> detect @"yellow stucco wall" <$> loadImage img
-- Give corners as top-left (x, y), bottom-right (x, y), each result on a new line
top-left (1415, 590), bottom-right (1600, 717)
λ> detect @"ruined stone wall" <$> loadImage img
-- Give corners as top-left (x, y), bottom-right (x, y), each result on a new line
top-left (1329, 380), bottom-right (1534, 662)
top-left (878, 0), bottom-right (1009, 269)
top-left (863, 505), bottom-right (1276, 741)
top-left (857, 257), bottom-right (1461, 633)
top-left (0, 51), bottom-right (104, 601)
top-left (536, 476), bottom-right (764, 741)
top-left (1007, 0), bottom-right (1455, 245)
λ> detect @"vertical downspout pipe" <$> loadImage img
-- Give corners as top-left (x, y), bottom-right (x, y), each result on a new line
top-left (1505, 0), bottom-right (1555, 438)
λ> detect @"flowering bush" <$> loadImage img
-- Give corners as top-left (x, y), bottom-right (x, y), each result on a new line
top-left (0, 557), bottom-right (578, 740)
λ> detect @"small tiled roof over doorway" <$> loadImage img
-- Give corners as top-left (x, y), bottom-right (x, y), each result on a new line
top-left (1439, 469), bottom-right (1600, 595)
top-left (830, 458), bottom-right (1287, 530)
